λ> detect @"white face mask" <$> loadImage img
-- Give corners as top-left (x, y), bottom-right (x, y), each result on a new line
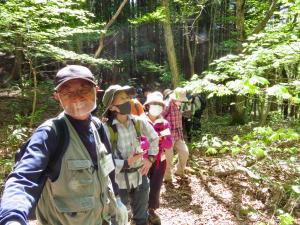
top-left (59, 89), bottom-right (96, 118)
top-left (149, 105), bottom-right (163, 117)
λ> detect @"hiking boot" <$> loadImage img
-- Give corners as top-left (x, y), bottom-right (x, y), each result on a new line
top-left (148, 209), bottom-right (161, 225)
top-left (163, 178), bottom-right (174, 188)
top-left (175, 172), bottom-right (191, 183)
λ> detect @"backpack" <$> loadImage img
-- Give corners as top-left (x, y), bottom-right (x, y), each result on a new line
top-left (14, 117), bottom-right (68, 169)
top-left (181, 102), bottom-right (193, 119)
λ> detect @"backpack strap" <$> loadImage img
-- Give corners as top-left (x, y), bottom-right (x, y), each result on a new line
top-left (107, 122), bottom-right (118, 154)
top-left (46, 117), bottom-right (69, 175)
top-left (131, 118), bottom-right (141, 139)
top-left (91, 117), bottom-right (114, 156)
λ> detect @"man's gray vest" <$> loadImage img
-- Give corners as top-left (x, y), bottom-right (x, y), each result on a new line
top-left (36, 116), bottom-right (115, 225)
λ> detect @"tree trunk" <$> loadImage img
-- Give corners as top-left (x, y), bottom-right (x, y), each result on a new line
top-left (230, 0), bottom-right (246, 124)
top-left (235, 0), bottom-right (245, 51)
top-left (208, 3), bottom-right (216, 63)
top-left (11, 35), bottom-right (23, 81)
top-left (184, 23), bottom-right (195, 77)
top-left (231, 95), bottom-right (246, 125)
top-left (252, 95), bottom-right (258, 120)
top-left (94, 0), bottom-right (128, 58)
top-left (28, 58), bottom-right (37, 128)
top-left (259, 96), bottom-right (272, 126)
top-left (161, 0), bottom-right (180, 88)
top-left (252, 0), bottom-right (278, 34)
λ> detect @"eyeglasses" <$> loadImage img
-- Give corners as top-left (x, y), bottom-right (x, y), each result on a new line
top-left (58, 86), bottom-right (94, 98)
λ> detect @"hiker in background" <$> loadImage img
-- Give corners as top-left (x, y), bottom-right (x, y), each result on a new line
top-left (144, 91), bottom-right (173, 225)
top-left (130, 97), bottom-right (145, 116)
top-left (181, 92), bottom-right (207, 142)
top-left (0, 65), bottom-right (128, 225)
top-left (102, 85), bottom-right (159, 225)
top-left (162, 87), bottom-right (189, 183)
top-left (141, 87), bottom-right (151, 104)
top-left (163, 88), bottom-right (173, 101)
top-left (129, 87), bottom-right (145, 116)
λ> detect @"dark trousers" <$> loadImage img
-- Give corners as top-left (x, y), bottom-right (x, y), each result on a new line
top-left (183, 117), bottom-right (192, 142)
top-left (148, 160), bottom-right (166, 209)
top-left (183, 114), bottom-right (202, 142)
top-left (119, 175), bottom-right (149, 225)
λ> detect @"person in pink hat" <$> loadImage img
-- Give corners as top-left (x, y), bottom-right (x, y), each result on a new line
top-left (144, 91), bottom-right (173, 225)
top-left (162, 87), bottom-right (189, 183)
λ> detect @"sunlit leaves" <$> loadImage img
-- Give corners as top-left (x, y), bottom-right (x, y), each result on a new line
top-left (266, 85), bottom-right (292, 99)
top-left (0, 0), bottom-right (111, 67)
top-left (278, 213), bottom-right (295, 225)
top-left (185, 1), bottom-right (299, 105)
top-left (129, 7), bottom-right (166, 24)
top-left (40, 45), bottom-right (117, 67)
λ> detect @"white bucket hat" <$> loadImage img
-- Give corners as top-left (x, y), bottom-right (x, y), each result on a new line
top-left (143, 91), bottom-right (165, 106)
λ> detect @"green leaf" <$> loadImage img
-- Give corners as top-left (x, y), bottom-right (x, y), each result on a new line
top-left (206, 147), bottom-right (218, 155)
top-left (266, 85), bottom-right (291, 99)
top-left (278, 213), bottom-right (294, 225)
top-left (248, 75), bottom-right (269, 86)
top-left (231, 147), bottom-right (241, 156)
top-left (250, 147), bottom-right (266, 159)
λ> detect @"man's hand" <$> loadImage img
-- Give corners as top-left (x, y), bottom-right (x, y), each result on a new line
top-left (115, 197), bottom-right (128, 225)
top-left (140, 158), bottom-right (152, 175)
top-left (127, 153), bottom-right (143, 166)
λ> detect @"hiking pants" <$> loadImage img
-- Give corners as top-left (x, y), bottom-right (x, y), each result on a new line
top-left (119, 175), bottom-right (149, 225)
top-left (165, 139), bottom-right (189, 180)
top-left (148, 160), bottom-right (166, 209)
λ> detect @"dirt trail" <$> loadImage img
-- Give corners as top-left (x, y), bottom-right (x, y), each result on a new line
top-left (158, 174), bottom-right (238, 225)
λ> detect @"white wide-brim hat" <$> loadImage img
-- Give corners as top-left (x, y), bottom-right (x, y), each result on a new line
top-left (144, 91), bottom-right (165, 106)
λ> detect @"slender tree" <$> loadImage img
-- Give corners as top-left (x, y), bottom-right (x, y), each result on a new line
top-left (94, 0), bottom-right (128, 58)
top-left (161, 0), bottom-right (180, 88)
top-left (252, 0), bottom-right (278, 34)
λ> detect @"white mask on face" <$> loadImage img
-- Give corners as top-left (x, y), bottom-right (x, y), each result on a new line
top-left (59, 88), bottom-right (96, 118)
top-left (149, 104), bottom-right (163, 117)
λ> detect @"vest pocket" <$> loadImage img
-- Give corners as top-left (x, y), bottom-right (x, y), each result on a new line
top-left (53, 195), bottom-right (109, 224)
top-left (53, 196), bottom-right (95, 212)
top-left (67, 159), bottom-right (93, 192)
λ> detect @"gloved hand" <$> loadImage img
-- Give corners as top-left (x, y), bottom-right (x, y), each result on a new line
top-left (115, 197), bottom-right (128, 225)
top-left (140, 136), bottom-right (149, 151)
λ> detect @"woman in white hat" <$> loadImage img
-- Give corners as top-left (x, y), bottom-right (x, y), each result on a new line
top-left (144, 91), bottom-right (173, 225)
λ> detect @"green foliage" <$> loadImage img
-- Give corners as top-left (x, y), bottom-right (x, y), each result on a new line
top-left (4, 126), bottom-right (30, 149)
top-left (185, 2), bottom-right (300, 109)
top-left (0, 0), bottom-right (112, 66)
top-left (138, 60), bottom-right (166, 74)
top-left (194, 125), bottom-right (299, 157)
top-left (278, 213), bottom-right (295, 225)
top-left (129, 7), bottom-right (166, 24)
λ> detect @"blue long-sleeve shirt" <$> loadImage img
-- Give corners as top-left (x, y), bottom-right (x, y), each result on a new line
top-left (0, 114), bottom-right (118, 225)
